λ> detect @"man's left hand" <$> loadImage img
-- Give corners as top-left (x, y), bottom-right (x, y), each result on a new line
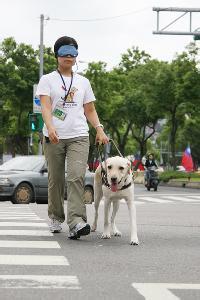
top-left (95, 128), bottom-right (109, 145)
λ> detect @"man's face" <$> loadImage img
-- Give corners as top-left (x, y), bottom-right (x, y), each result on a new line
top-left (57, 55), bottom-right (76, 68)
top-left (149, 155), bottom-right (153, 160)
top-left (57, 44), bottom-right (78, 69)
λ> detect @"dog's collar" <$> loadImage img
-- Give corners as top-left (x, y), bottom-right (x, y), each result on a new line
top-left (119, 182), bottom-right (132, 190)
top-left (101, 168), bottom-right (132, 191)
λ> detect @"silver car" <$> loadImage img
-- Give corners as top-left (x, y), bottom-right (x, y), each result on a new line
top-left (0, 155), bottom-right (94, 204)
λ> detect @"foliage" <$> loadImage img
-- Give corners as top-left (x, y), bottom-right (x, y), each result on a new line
top-left (0, 37), bottom-right (56, 155)
top-left (159, 171), bottom-right (200, 182)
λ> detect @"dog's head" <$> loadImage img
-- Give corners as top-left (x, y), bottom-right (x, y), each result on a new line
top-left (105, 156), bottom-right (132, 192)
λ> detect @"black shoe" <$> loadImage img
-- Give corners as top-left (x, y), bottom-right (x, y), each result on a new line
top-left (68, 222), bottom-right (90, 240)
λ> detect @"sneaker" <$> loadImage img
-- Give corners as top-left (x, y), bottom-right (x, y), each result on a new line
top-left (49, 219), bottom-right (62, 233)
top-left (68, 222), bottom-right (90, 240)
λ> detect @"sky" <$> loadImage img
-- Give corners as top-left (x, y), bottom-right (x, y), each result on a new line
top-left (0, 0), bottom-right (200, 71)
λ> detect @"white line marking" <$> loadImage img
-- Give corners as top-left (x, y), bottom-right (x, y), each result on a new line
top-left (0, 212), bottom-right (37, 217)
top-left (132, 283), bottom-right (200, 300)
top-left (163, 196), bottom-right (199, 202)
top-left (120, 200), bottom-right (145, 205)
top-left (0, 230), bottom-right (53, 236)
top-left (0, 275), bottom-right (80, 289)
top-left (0, 255), bottom-right (69, 265)
top-left (138, 197), bottom-right (173, 203)
top-left (99, 200), bottom-right (145, 206)
top-left (1, 206), bottom-right (33, 212)
top-left (186, 195), bottom-right (200, 199)
top-left (0, 217), bottom-right (44, 220)
top-left (0, 205), bottom-right (31, 208)
top-left (135, 193), bottom-right (200, 197)
top-left (0, 222), bottom-right (48, 227)
top-left (0, 240), bottom-right (60, 248)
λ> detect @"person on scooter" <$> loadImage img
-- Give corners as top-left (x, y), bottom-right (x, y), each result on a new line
top-left (144, 153), bottom-right (158, 185)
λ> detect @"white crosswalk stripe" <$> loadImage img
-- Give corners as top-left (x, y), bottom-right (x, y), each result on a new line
top-left (0, 216), bottom-right (44, 220)
top-left (0, 203), bottom-right (80, 290)
top-left (0, 240), bottom-right (60, 248)
top-left (186, 195), bottom-right (200, 199)
top-left (0, 230), bottom-right (53, 236)
top-left (0, 275), bottom-right (80, 289)
top-left (0, 255), bottom-right (69, 265)
top-left (162, 195), bottom-right (200, 202)
top-left (138, 196), bottom-right (173, 203)
top-left (0, 222), bottom-right (48, 227)
top-left (137, 194), bottom-right (200, 204)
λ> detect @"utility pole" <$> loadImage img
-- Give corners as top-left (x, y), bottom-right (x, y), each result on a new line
top-left (38, 14), bottom-right (49, 155)
top-left (39, 14), bottom-right (44, 79)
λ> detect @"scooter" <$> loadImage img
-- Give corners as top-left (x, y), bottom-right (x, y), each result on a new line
top-left (145, 166), bottom-right (159, 191)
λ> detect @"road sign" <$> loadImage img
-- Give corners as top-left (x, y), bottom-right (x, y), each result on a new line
top-left (33, 84), bottom-right (41, 113)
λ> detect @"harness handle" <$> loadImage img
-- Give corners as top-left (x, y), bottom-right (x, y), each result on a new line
top-left (109, 139), bottom-right (123, 157)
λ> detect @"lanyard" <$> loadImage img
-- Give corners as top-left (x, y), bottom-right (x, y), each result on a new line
top-left (57, 69), bottom-right (73, 106)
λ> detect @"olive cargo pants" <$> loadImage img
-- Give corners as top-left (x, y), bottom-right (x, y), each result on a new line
top-left (43, 136), bottom-right (89, 229)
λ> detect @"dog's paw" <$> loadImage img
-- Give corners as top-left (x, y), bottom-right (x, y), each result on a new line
top-left (113, 230), bottom-right (122, 237)
top-left (101, 233), bottom-right (111, 239)
top-left (130, 240), bottom-right (139, 246)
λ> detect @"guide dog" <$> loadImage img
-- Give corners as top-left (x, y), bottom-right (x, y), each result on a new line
top-left (91, 156), bottom-right (139, 245)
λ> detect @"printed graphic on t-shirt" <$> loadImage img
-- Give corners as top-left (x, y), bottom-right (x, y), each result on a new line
top-left (61, 86), bottom-right (78, 103)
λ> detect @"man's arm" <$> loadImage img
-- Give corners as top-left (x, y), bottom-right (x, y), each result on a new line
top-left (84, 102), bottom-right (109, 144)
top-left (40, 95), bottom-right (59, 144)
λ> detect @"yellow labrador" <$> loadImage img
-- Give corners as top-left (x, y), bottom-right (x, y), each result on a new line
top-left (91, 156), bottom-right (139, 245)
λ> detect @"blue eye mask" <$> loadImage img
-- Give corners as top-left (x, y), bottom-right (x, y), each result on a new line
top-left (57, 45), bottom-right (78, 57)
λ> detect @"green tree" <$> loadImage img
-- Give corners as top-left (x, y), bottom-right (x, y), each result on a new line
top-left (155, 44), bottom-right (200, 169)
top-left (0, 37), bottom-right (56, 155)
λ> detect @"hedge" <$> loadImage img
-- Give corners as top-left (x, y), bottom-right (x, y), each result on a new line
top-left (159, 171), bottom-right (200, 183)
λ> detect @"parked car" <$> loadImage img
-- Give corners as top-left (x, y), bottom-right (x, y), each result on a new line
top-left (0, 156), bottom-right (94, 204)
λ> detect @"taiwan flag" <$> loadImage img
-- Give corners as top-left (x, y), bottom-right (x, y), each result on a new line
top-left (181, 146), bottom-right (194, 172)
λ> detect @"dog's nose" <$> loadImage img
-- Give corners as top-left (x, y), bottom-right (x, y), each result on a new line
top-left (111, 176), bottom-right (117, 183)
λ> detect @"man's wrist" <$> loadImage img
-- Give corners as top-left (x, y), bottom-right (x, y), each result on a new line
top-left (95, 124), bottom-right (104, 130)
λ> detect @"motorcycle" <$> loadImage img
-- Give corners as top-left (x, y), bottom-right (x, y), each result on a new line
top-left (144, 166), bottom-right (159, 191)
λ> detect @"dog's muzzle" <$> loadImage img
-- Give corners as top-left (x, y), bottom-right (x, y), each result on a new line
top-left (110, 177), bottom-right (119, 192)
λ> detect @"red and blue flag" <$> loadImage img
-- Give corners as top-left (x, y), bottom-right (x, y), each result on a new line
top-left (181, 146), bottom-right (194, 172)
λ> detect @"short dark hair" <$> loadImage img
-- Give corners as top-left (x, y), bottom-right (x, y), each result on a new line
top-left (54, 36), bottom-right (78, 57)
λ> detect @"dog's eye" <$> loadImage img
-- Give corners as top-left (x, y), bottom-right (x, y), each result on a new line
top-left (107, 165), bottom-right (112, 170)
top-left (119, 166), bottom-right (124, 170)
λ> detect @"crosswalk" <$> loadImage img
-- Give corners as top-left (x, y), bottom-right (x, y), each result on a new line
top-left (0, 203), bottom-right (80, 290)
top-left (119, 193), bottom-right (200, 205)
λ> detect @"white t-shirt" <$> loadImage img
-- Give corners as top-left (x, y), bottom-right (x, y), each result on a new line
top-left (36, 71), bottom-right (95, 139)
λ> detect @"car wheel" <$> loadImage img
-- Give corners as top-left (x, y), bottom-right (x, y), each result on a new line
top-left (83, 186), bottom-right (94, 204)
top-left (12, 183), bottom-right (33, 204)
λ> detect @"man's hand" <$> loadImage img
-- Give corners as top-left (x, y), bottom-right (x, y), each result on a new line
top-left (95, 127), bottom-right (109, 145)
top-left (48, 126), bottom-right (59, 144)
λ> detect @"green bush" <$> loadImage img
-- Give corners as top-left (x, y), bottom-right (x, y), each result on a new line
top-left (159, 171), bottom-right (200, 182)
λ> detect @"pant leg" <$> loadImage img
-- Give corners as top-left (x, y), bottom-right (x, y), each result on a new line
top-left (65, 136), bottom-right (89, 229)
top-left (43, 138), bottom-right (66, 222)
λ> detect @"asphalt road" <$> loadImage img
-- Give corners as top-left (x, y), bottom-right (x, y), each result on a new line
top-left (0, 184), bottom-right (200, 300)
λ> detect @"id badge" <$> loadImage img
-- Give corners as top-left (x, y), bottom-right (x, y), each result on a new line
top-left (52, 104), bottom-right (66, 121)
